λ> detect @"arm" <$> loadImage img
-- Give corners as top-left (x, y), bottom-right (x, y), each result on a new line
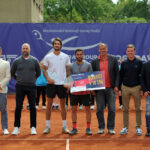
top-left (0, 62), bottom-right (11, 89)
top-left (114, 58), bottom-right (119, 93)
top-left (35, 60), bottom-right (41, 78)
top-left (43, 65), bottom-right (54, 84)
top-left (11, 60), bottom-right (17, 80)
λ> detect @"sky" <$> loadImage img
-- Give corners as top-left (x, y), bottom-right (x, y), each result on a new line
top-left (112, 0), bottom-right (118, 4)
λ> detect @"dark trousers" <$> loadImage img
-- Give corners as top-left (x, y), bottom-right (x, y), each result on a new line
top-left (14, 83), bottom-right (36, 128)
top-left (36, 86), bottom-right (46, 106)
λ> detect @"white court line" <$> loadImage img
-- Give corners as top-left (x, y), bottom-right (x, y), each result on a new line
top-left (0, 138), bottom-right (150, 141)
top-left (66, 139), bottom-right (69, 150)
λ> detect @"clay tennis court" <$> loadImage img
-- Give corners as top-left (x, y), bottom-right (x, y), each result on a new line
top-left (0, 94), bottom-right (149, 150)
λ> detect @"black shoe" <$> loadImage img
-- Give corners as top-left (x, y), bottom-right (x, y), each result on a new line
top-left (69, 128), bottom-right (78, 135)
top-left (145, 130), bottom-right (150, 136)
top-left (56, 105), bottom-right (59, 110)
top-left (52, 105), bottom-right (55, 110)
top-left (86, 128), bottom-right (92, 135)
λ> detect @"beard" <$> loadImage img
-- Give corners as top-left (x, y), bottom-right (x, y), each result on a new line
top-left (22, 52), bottom-right (29, 57)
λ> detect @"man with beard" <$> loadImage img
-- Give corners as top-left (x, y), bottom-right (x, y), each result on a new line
top-left (43, 38), bottom-right (70, 134)
top-left (11, 43), bottom-right (41, 135)
top-left (69, 49), bottom-right (93, 135)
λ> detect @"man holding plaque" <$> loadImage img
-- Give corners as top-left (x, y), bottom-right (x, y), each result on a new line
top-left (43, 38), bottom-right (70, 134)
top-left (69, 49), bottom-right (93, 135)
top-left (91, 43), bottom-right (119, 135)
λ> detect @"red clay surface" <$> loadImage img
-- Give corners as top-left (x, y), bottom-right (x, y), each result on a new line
top-left (0, 94), bottom-right (149, 150)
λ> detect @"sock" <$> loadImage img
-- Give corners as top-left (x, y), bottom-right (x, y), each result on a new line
top-left (73, 122), bottom-right (77, 129)
top-left (46, 120), bottom-right (50, 128)
top-left (62, 120), bottom-right (67, 128)
top-left (87, 122), bottom-right (91, 129)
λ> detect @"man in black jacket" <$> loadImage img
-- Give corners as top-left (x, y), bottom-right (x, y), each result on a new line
top-left (120, 44), bottom-right (142, 135)
top-left (141, 49), bottom-right (150, 136)
top-left (91, 43), bottom-right (119, 134)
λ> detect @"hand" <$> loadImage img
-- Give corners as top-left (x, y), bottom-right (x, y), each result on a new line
top-left (47, 78), bottom-right (55, 84)
top-left (0, 87), bottom-right (2, 90)
top-left (118, 90), bottom-right (122, 96)
top-left (144, 91), bottom-right (149, 97)
top-left (114, 86), bottom-right (118, 93)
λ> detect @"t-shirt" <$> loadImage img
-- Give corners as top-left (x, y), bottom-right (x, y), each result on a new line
top-left (44, 51), bottom-right (70, 85)
top-left (70, 60), bottom-right (92, 95)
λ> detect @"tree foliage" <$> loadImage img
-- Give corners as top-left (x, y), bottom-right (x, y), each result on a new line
top-left (44, 0), bottom-right (150, 23)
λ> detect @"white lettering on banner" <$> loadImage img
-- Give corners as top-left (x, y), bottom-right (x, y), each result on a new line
top-left (0, 55), bottom-right (18, 63)
top-left (43, 29), bottom-right (101, 33)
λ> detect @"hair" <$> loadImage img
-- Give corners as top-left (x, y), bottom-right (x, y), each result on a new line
top-left (126, 44), bottom-right (135, 50)
top-left (99, 43), bottom-right (108, 49)
top-left (75, 49), bottom-right (84, 55)
top-left (0, 46), bottom-right (2, 52)
top-left (52, 37), bottom-right (62, 46)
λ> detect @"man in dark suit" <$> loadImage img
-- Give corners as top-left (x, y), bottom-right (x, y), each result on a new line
top-left (91, 43), bottom-right (119, 134)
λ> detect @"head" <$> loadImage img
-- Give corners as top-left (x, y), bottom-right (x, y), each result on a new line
top-left (99, 43), bottom-right (108, 57)
top-left (126, 44), bottom-right (136, 60)
top-left (75, 49), bottom-right (84, 63)
top-left (22, 43), bottom-right (30, 58)
top-left (40, 61), bottom-right (44, 69)
top-left (52, 38), bottom-right (62, 51)
top-left (120, 57), bottom-right (125, 64)
top-left (0, 46), bottom-right (2, 55)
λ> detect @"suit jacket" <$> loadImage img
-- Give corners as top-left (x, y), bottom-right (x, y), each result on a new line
top-left (0, 58), bottom-right (11, 93)
top-left (91, 55), bottom-right (119, 88)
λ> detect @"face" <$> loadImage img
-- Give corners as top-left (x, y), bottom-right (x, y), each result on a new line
top-left (40, 61), bottom-right (44, 69)
top-left (75, 51), bottom-right (84, 62)
top-left (99, 45), bottom-right (108, 57)
top-left (22, 44), bottom-right (30, 57)
top-left (53, 41), bottom-right (62, 51)
top-left (126, 47), bottom-right (135, 60)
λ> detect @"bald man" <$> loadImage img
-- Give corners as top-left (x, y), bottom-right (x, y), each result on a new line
top-left (11, 43), bottom-right (41, 135)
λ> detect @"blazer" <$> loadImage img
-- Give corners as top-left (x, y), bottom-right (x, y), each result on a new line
top-left (91, 55), bottom-right (119, 88)
top-left (0, 58), bottom-right (11, 93)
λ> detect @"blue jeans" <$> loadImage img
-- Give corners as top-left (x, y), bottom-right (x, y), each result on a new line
top-left (146, 96), bottom-right (150, 130)
top-left (0, 93), bottom-right (8, 130)
top-left (96, 88), bottom-right (116, 130)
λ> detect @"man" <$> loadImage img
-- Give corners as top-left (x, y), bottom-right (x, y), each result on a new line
top-left (0, 47), bottom-right (11, 135)
top-left (141, 49), bottom-right (150, 136)
top-left (11, 43), bottom-right (41, 135)
top-left (120, 44), bottom-right (142, 135)
top-left (69, 49), bottom-right (93, 135)
top-left (91, 43), bottom-right (119, 134)
top-left (43, 37), bottom-right (70, 134)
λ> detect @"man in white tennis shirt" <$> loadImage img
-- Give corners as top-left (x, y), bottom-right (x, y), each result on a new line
top-left (43, 37), bottom-right (70, 134)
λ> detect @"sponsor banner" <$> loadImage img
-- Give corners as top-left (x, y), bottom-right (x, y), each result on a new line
top-left (70, 71), bottom-right (105, 93)
top-left (0, 23), bottom-right (150, 92)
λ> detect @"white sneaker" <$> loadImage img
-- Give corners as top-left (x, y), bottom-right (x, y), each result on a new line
top-left (79, 105), bottom-right (83, 110)
top-left (136, 128), bottom-right (142, 135)
top-left (31, 127), bottom-right (37, 135)
top-left (35, 105), bottom-right (39, 109)
top-left (42, 106), bottom-right (46, 110)
top-left (97, 129), bottom-right (104, 134)
top-left (3, 129), bottom-right (9, 135)
top-left (62, 127), bottom-right (69, 134)
top-left (43, 127), bottom-right (50, 134)
top-left (12, 127), bottom-right (20, 135)
top-left (108, 129), bottom-right (116, 135)
top-left (90, 105), bottom-right (95, 110)
top-left (119, 105), bottom-right (123, 110)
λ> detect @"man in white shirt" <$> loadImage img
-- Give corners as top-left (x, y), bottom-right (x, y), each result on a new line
top-left (43, 38), bottom-right (70, 134)
top-left (0, 47), bottom-right (11, 135)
